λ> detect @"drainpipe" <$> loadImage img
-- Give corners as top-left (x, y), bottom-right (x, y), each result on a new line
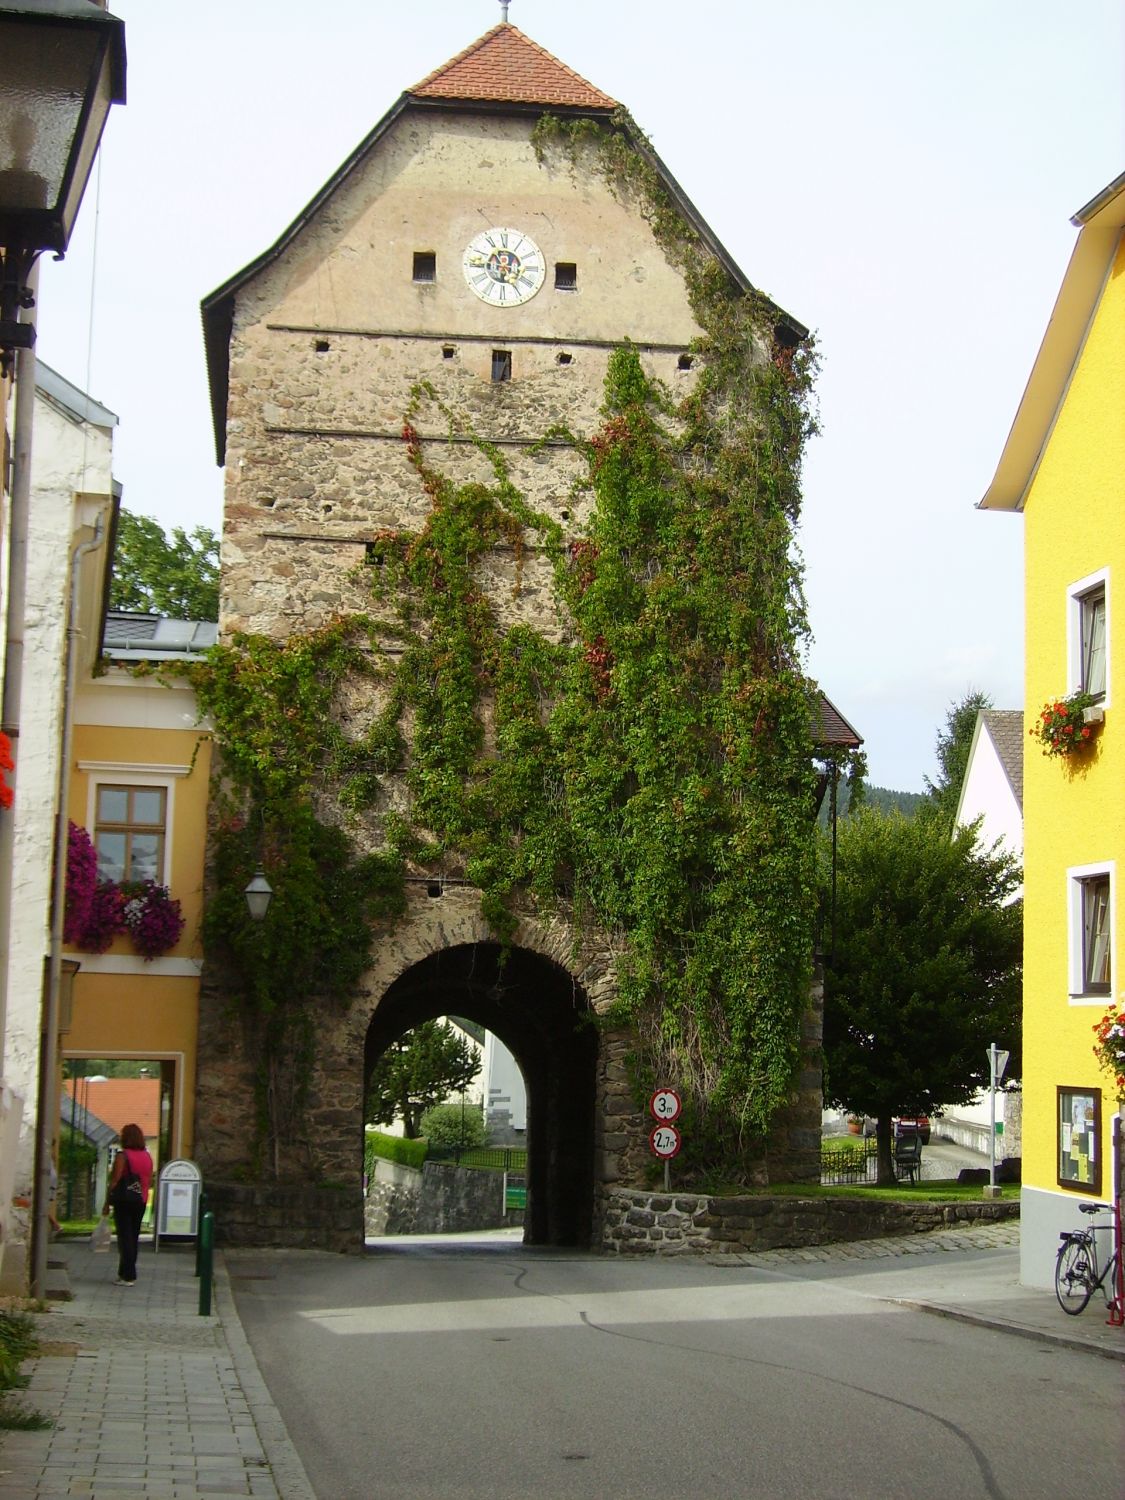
top-left (0, 265), bottom-right (39, 1070)
top-left (31, 515), bottom-right (105, 1300)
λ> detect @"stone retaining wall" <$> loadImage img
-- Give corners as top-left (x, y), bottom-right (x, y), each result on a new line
top-left (600, 1187), bottom-right (1019, 1255)
top-left (364, 1158), bottom-right (422, 1237)
top-left (362, 1158), bottom-right (524, 1237)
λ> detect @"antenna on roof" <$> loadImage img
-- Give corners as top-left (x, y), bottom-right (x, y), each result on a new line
top-left (499, 0), bottom-right (510, 20)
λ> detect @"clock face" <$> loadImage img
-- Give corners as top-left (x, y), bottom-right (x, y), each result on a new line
top-left (463, 227), bottom-right (545, 307)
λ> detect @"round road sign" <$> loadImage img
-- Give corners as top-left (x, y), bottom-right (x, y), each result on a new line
top-left (649, 1124), bottom-right (682, 1159)
top-left (649, 1088), bottom-right (682, 1123)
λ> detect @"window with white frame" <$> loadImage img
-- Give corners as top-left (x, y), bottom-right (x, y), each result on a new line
top-left (1068, 570), bottom-right (1109, 703)
top-left (94, 785), bottom-right (167, 884)
top-left (1068, 862), bottom-right (1114, 999)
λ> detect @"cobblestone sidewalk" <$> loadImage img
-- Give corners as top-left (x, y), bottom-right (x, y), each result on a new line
top-left (725, 1217), bottom-right (1022, 1265)
top-left (0, 1239), bottom-right (314, 1500)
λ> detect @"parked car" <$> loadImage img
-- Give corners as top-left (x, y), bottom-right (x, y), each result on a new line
top-left (893, 1116), bottom-right (931, 1144)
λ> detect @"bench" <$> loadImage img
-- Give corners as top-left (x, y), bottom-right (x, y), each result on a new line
top-left (893, 1134), bottom-right (922, 1183)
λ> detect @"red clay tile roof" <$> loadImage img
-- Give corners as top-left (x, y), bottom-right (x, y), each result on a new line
top-left (410, 24), bottom-right (617, 110)
top-left (814, 694), bottom-right (863, 749)
top-left (62, 1078), bottom-right (161, 1141)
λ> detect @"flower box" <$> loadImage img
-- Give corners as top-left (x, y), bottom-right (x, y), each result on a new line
top-left (1029, 692), bottom-right (1101, 758)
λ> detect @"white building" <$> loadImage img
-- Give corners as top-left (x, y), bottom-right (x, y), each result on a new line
top-left (944, 708), bottom-right (1024, 1155)
top-left (0, 364), bottom-right (117, 1289)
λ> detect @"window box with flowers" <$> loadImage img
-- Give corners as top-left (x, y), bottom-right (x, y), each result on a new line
top-left (64, 821), bottom-right (184, 960)
top-left (1092, 1002), bottom-right (1125, 1103)
top-left (1029, 692), bottom-right (1102, 758)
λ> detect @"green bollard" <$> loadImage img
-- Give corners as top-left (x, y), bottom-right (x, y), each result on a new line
top-left (194, 1192), bottom-right (208, 1277)
top-left (198, 1211), bottom-right (214, 1316)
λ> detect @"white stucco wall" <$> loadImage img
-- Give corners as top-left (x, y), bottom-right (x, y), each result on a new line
top-left (2, 377), bottom-right (114, 1255)
top-left (957, 723), bottom-right (1023, 885)
top-left (484, 1030), bottom-right (526, 1134)
top-left (945, 716), bottom-right (1023, 1142)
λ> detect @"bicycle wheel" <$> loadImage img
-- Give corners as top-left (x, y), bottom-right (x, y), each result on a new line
top-left (1054, 1238), bottom-right (1095, 1314)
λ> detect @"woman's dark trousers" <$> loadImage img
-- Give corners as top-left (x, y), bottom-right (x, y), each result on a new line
top-left (113, 1201), bottom-right (144, 1282)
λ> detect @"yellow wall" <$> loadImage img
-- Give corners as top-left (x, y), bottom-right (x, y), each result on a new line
top-left (1022, 236), bottom-right (1124, 1198)
top-left (63, 707), bottom-right (211, 1161)
top-left (67, 721), bottom-right (211, 953)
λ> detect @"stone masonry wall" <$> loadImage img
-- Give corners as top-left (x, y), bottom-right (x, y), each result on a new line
top-left (599, 1188), bottom-right (1019, 1256)
top-left (206, 1181), bottom-right (361, 1252)
top-left (198, 104), bottom-right (825, 1238)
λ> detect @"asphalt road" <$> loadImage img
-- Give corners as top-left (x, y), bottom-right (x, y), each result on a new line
top-left (228, 1235), bottom-right (1123, 1500)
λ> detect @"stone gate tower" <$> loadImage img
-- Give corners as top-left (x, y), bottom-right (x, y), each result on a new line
top-left (199, 21), bottom-right (851, 1249)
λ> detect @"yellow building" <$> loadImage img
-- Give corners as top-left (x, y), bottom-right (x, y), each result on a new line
top-left (981, 172), bottom-right (1124, 1286)
top-left (63, 611), bottom-right (215, 1170)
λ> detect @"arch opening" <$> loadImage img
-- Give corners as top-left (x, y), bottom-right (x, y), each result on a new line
top-left (364, 943), bottom-right (597, 1247)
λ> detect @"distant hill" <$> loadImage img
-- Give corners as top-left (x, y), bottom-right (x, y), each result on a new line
top-left (863, 785), bottom-right (926, 818)
top-left (818, 783), bottom-right (926, 827)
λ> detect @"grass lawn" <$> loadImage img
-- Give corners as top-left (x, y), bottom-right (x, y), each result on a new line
top-left (763, 1179), bottom-right (1019, 1203)
top-left (58, 1218), bottom-right (100, 1237)
top-left (820, 1136), bottom-right (871, 1156)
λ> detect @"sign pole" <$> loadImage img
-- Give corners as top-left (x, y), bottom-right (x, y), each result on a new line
top-left (988, 1044), bottom-right (997, 1192)
top-left (985, 1044), bottom-right (1009, 1199)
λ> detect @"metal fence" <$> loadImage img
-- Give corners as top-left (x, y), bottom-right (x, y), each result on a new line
top-left (820, 1138), bottom-right (878, 1185)
top-left (426, 1145), bottom-right (528, 1172)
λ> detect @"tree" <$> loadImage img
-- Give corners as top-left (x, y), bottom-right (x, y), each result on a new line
top-left (109, 509), bottom-right (220, 620)
top-left (921, 689), bottom-right (993, 830)
top-left (821, 808), bottom-right (1021, 1184)
top-left (367, 1021), bottom-right (482, 1139)
top-left (419, 1099), bottom-right (487, 1152)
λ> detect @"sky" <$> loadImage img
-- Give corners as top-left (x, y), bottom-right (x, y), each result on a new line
top-left (32, 0), bottom-right (1124, 791)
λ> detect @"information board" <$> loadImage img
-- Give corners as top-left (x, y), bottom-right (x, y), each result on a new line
top-left (155, 1159), bottom-right (203, 1248)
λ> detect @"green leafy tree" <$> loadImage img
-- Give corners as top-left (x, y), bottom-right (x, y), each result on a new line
top-left (921, 689), bottom-right (993, 830)
top-left (419, 1099), bottom-right (487, 1152)
top-left (821, 809), bottom-right (1021, 1183)
top-left (110, 509), bottom-right (220, 620)
top-left (367, 1022), bottom-right (482, 1139)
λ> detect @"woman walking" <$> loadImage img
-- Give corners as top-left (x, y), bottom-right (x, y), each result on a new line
top-left (102, 1123), bottom-right (153, 1286)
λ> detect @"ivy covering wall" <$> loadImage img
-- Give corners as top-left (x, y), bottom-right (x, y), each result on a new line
top-left (193, 113), bottom-right (824, 1178)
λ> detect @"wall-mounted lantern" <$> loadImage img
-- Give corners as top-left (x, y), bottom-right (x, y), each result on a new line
top-left (0, 0), bottom-right (127, 372)
top-left (244, 869), bottom-right (274, 922)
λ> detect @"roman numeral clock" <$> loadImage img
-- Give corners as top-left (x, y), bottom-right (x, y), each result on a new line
top-left (462, 227), bottom-right (545, 306)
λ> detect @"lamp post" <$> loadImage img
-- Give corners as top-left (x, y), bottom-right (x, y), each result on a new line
top-left (244, 870), bottom-right (274, 922)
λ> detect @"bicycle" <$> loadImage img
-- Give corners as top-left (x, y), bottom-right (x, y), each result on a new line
top-left (1054, 1201), bottom-right (1123, 1321)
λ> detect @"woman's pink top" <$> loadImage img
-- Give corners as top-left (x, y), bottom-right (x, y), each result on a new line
top-left (120, 1147), bottom-right (154, 1205)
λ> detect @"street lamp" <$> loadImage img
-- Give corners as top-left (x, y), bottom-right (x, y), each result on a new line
top-left (244, 870), bottom-right (274, 922)
top-left (0, 0), bottom-right (127, 372)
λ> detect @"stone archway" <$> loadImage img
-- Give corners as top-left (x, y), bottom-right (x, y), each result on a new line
top-left (365, 942), bottom-right (598, 1247)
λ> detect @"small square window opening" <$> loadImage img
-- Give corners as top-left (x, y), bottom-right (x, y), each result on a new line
top-left (677, 354), bottom-right (694, 371)
top-left (492, 350), bottom-right (512, 383)
top-left (555, 262), bottom-right (577, 290)
top-left (442, 345), bottom-right (456, 360)
top-left (556, 352), bottom-right (573, 366)
top-left (413, 252), bottom-right (436, 283)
